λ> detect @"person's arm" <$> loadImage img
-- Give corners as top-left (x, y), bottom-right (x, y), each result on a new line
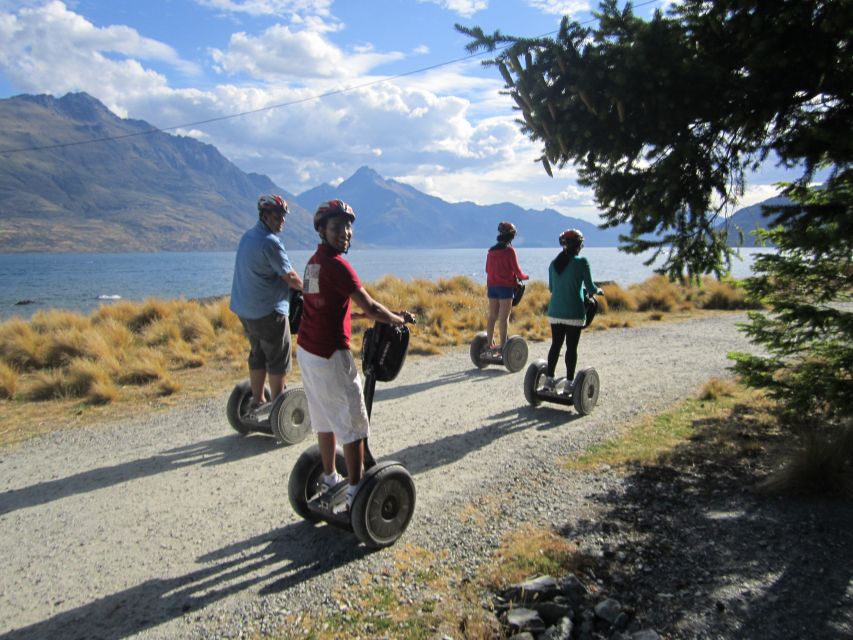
top-left (510, 248), bottom-right (529, 280)
top-left (280, 270), bottom-right (303, 291)
top-left (582, 259), bottom-right (603, 295)
top-left (351, 287), bottom-right (407, 325)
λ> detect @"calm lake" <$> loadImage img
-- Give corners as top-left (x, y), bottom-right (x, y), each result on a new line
top-left (0, 247), bottom-right (770, 321)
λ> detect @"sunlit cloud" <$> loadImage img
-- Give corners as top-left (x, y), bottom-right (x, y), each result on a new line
top-left (210, 24), bottom-right (404, 80)
top-left (524, 0), bottom-right (590, 16)
top-left (418, 0), bottom-right (488, 18)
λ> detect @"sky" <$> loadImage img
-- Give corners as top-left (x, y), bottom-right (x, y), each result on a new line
top-left (0, 0), bottom-right (790, 223)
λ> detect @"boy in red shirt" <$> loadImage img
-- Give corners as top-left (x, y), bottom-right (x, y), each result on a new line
top-left (297, 200), bottom-right (411, 510)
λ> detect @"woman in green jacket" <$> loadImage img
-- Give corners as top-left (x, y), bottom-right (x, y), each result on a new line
top-left (544, 229), bottom-right (603, 393)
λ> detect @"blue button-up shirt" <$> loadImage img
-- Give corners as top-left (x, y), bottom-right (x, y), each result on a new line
top-left (229, 220), bottom-right (293, 319)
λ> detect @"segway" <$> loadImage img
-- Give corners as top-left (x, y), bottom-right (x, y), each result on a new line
top-left (287, 313), bottom-right (417, 549)
top-left (470, 332), bottom-right (528, 373)
top-left (226, 290), bottom-right (312, 445)
top-left (523, 294), bottom-right (600, 415)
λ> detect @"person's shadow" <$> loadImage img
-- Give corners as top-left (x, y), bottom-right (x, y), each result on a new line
top-left (0, 519), bottom-right (371, 640)
top-left (0, 434), bottom-right (277, 516)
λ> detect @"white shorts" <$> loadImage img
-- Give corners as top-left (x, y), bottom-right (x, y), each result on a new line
top-left (296, 346), bottom-right (369, 445)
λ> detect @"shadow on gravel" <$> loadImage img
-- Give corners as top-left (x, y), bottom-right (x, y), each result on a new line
top-left (0, 520), bottom-right (371, 640)
top-left (388, 405), bottom-right (583, 477)
top-left (0, 434), bottom-right (277, 516)
top-left (373, 366), bottom-right (506, 402)
top-left (561, 402), bottom-right (853, 639)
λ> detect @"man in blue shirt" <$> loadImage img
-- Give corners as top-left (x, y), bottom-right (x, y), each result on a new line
top-left (230, 195), bottom-right (303, 406)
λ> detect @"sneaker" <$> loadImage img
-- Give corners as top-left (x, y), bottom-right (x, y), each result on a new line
top-left (541, 376), bottom-right (556, 392)
top-left (321, 471), bottom-right (345, 494)
top-left (558, 379), bottom-right (574, 395)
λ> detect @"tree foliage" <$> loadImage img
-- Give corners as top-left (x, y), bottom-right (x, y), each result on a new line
top-left (729, 171), bottom-right (852, 427)
top-left (458, 0), bottom-right (852, 279)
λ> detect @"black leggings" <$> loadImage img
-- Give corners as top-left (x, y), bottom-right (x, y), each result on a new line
top-left (547, 324), bottom-right (582, 380)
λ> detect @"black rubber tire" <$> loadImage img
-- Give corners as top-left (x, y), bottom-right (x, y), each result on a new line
top-left (226, 381), bottom-right (270, 434)
top-left (351, 465), bottom-right (416, 549)
top-left (288, 445), bottom-right (346, 521)
top-left (573, 367), bottom-right (600, 415)
top-left (269, 388), bottom-right (312, 445)
top-left (524, 359), bottom-right (547, 406)
top-left (503, 335), bottom-right (528, 373)
top-left (470, 332), bottom-right (488, 369)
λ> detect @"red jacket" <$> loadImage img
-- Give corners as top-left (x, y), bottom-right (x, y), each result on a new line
top-left (485, 245), bottom-right (528, 287)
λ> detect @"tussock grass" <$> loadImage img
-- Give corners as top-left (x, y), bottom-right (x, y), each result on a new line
top-left (0, 362), bottom-right (17, 399)
top-left (0, 274), bottom-right (759, 446)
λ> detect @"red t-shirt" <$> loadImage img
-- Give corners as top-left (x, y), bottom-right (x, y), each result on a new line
top-left (485, 245), bottom-right (529, 287)
top-left (298, 244), bottom-right (362, 358)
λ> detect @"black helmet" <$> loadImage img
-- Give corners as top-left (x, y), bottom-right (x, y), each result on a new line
top-left (314, 199), bottom-right (356, 231)
top-left (497, 221), bottom-right (517, 236)
top-left (258, 194), bottom-right (287, 216)
top-left (559, 228), bottom-right (584, 250)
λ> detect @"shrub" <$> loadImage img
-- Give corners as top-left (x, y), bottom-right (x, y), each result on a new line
top-left (699, 278), bottom-right (763, 310)
top-left (204, 297), bottom-right (242, 332)
top-left (0, 319), bottom-right (43, 370)
top-left (631, 276), bottom-right (681, 311)
top-left (118, 349), bottom-right (166, 385)
top-left (24, 369), bottom-right (66, 401)
top-left (29, 309), bottom-right (90, 334)
top-left (169, 340), bottom-right (205, 369)
top-left (600, 282), bottom-right (637, 311)
top-left (0, 361), bottom-right (17, 399)
top-left (128, 298), bottom-right (171, 333)
top-left (42, 328), bottom-right (114, 368)
top-left (65, 357), bottom-right (114, 399)
top-left (176, 308), bottom-right (216, 344)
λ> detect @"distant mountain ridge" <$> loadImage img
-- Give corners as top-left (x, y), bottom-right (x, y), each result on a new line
top-left (0, 92), bottom-right (784, 253)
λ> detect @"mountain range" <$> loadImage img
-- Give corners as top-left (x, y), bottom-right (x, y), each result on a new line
top-left (0, 92), bottom-right (781, 253)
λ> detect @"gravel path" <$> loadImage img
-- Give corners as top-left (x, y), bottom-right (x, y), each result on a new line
top-left (1, 314), bottom-right (760, 639)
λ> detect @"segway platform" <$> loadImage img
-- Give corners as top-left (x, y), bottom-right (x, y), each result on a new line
top-left (226, 381), bottom-right (312, 444)
top-left (469, 331), bottom-right (528, 372)
top-left (523, 358), bottom-right (600, 415)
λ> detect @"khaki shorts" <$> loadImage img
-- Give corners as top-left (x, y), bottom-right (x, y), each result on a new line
top-left (296, 346), bottom-right (369, 445)
top-left (240, 312), bottom-right (292, 375)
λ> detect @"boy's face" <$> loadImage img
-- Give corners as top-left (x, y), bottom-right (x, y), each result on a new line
top-left (323, 216), bottom-right (352, 253)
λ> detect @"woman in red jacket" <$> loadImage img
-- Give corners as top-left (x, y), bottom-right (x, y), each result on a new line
top-left (484, 221), bottom-right (529, 354)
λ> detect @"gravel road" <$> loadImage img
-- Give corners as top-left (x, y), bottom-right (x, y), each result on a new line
top-left (0, 314), bottom-right (757, 639)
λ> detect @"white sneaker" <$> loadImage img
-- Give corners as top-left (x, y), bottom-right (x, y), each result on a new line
top-left (321, 472), bottom-right (344, 493)
top-left (559, 378), bottom-right (574, 395)
top-left (541, 376), bottom-right (556, 392)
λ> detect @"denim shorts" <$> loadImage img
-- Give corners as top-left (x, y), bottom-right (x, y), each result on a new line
top-left (240, 312), bottom-right (292, 375)
top-left (487, 286), bottom-right (515, 299)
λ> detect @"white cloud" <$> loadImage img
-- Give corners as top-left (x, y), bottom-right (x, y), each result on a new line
top-left (735, 184), bottom-right (784, 210)
top-left (210, 24), bottom-right (404, 80)
top-left (418, 0), bottom-right (488, 18)
top-left (524, 0), bottom-right (590, 16)
top-left (194, 0), bottom-right (334, 18)
top-left (0, 1), bottom-right (198, 105)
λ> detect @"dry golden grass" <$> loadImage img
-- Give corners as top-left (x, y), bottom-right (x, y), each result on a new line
top-left (0, 275), bottom-right (759, 448)
top-left (0, 361), bottom-right (17, 399)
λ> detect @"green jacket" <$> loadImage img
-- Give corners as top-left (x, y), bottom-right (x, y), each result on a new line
top-left (547, 255), bottom-right (598, 325)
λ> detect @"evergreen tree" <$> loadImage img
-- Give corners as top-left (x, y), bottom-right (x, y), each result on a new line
top-left (458, 0), bottom-right (851, 278)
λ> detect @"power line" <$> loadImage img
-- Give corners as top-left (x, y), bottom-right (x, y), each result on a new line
top-left (0, 0), bottom-right (663, 156)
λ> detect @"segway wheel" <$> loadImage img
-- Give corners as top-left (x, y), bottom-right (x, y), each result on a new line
top-left (270, 388), bottom-right (311, 444)
top-left (288, 444), bottom-right (346, 521)
top-left (470, 332), bottom-right (489, 369)
top-left (572, 367), bottom-right (600, 416)
top-left (524, 359), bottom-right (547, 406)
top-left (503, 335), bottom-right (528, 373)
top-left (351, 465), bottom-right (416, 549)
top-left (226, 381), bottom-right (270, 434)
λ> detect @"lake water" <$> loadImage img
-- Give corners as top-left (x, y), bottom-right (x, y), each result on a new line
top-left (0, 247), bottom-right (770, 321)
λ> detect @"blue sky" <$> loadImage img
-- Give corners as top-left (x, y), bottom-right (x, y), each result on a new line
top-left (0, 0), bottom-right (788, 222)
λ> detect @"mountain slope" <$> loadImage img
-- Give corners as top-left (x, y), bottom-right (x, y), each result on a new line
top-left (0, 93), bottom-right (315, 252)
top-left (294, 166), bottom-right (626, 248)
